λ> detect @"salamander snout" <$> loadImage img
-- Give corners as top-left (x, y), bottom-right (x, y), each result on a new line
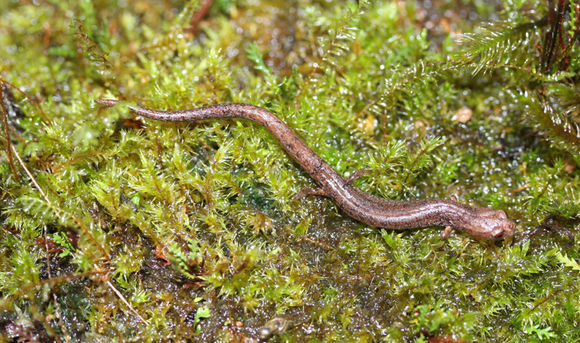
top-left (465, 208), bottom-right (516, 240)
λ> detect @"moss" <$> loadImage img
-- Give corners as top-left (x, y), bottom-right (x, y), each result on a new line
top-left (1, 0), bottom-right (579, 341)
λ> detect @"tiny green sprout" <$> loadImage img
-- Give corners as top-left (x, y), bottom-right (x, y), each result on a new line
top-left (411, 304), bottom-right (454, 335)
top-left (555, 252), bottom-right (580, 271)
top-left (130, 193), bottom-right (141, 207)
top-left (247, 42), bottom-right (272, 78)
top-left (167, 238), bottom-right (204, 280)
top-left (523, 324), bottom-right (556, 340)
top-left (194, 305), bottom-right (210, 334)
top-left (51, 232), bottom-right (75, 258)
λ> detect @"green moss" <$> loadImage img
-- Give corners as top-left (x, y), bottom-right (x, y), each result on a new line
top-left (1, 0), bottom-right (579, 341)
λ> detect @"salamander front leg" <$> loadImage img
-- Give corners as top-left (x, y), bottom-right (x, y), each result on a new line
top-left (440, 226), bottom-right (453, 239)
top-left (295, 169), bottom-right (372, 199)
top-left (347, 169), bottom-right (372, 183)
top-left (295, 186), bottom-right (329, 199)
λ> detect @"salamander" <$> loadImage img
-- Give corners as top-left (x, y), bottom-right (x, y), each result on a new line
top-left (97, 99), bottom-right (516, 240)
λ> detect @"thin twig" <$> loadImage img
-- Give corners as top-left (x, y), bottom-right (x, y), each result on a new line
top-left (186, 0), bottom-right (214, 35)
top-left (105, 281), bottom-right (149, 325)
top-left (11, 143), bottom-right (50, 203)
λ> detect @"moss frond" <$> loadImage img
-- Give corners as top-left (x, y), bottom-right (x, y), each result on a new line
top-left (515, 88), bottom-right (580, 153)
top-left (296, 1), bottom-right (367, 101)
top-left (459, 20), bottom-right (542, 74)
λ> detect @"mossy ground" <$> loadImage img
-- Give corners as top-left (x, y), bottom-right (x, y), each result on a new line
top-left (0, 0), bottom-right (578, 342)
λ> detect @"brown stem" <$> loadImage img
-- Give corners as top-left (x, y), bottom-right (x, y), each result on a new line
top-left (0, 83), bottom-right (21, 183)
top-left (186, 0), bottom-right (214, 35)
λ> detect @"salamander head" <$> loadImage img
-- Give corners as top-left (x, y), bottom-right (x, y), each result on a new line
top-left (461, 207), bottom-right (516, 240)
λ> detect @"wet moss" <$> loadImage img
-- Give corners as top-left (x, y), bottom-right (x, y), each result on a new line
top-left (1, 0), bottom-right (579, 342)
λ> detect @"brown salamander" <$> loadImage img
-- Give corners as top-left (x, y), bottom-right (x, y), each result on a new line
top-left (97, 99), bottom-right (516, 240)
